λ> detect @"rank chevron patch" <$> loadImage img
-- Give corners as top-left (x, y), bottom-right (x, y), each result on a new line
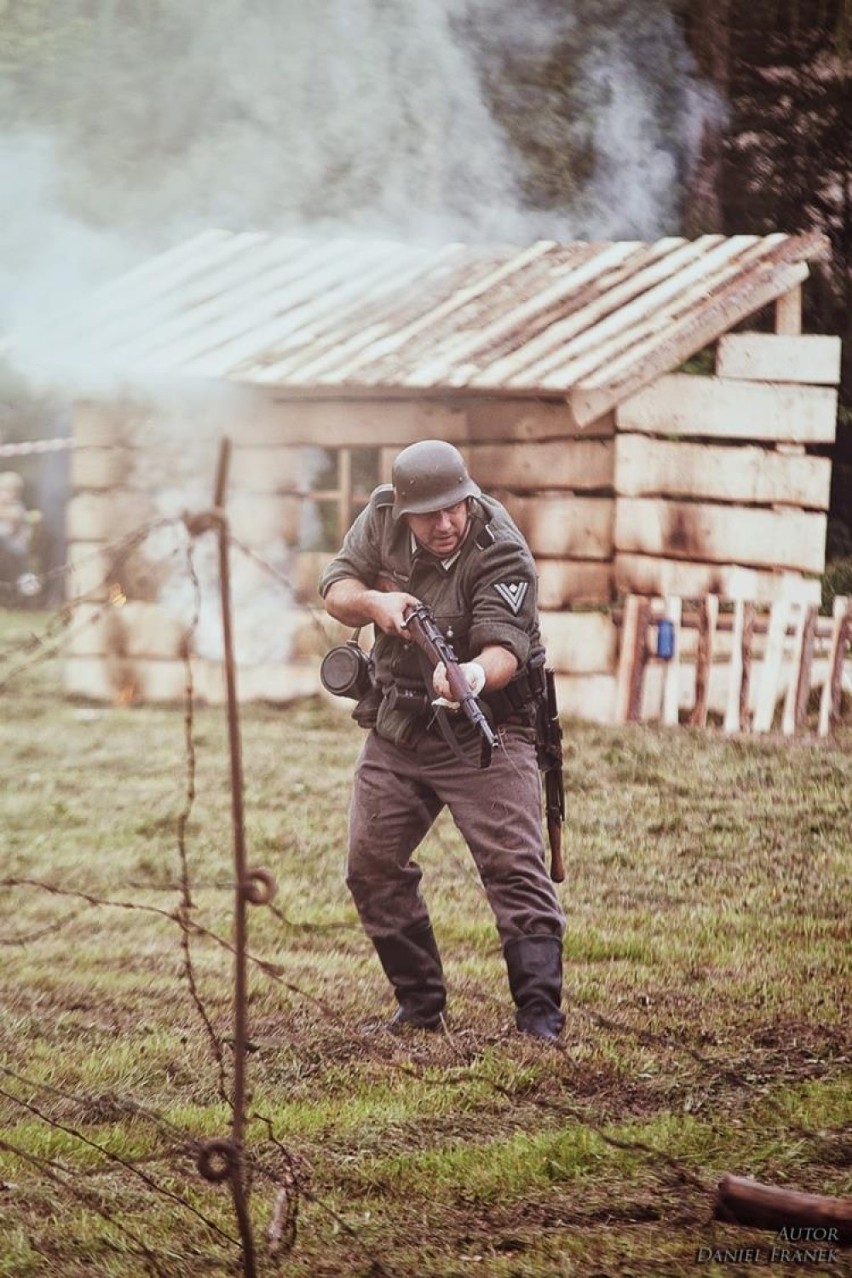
top-left (493, 580), bottom-right (529, 615)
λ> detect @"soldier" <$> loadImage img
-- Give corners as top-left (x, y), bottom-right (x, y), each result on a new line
top-left (320, 439), bottom-right (566, 1041)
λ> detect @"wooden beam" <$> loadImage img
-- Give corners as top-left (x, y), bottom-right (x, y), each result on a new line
top-left (689, 595), bottom-right (719, 727)
top-left (337, 448), bottom-right (353, 545)
top-left (723, 599), bottom-right (747, 734)
top-left (538, 610), bottom-right (618, 674)
top-left (569, 255), bottom-right (813, 425)
top-left (714, 1174), bottom-right (852, 1244)
top-left (505, 495), bottom-right (615, 559)
top-left (614, 374), bottom-right (838, 446)
top-left (717, 333), bottom-right (840, 385)
top-left (740, 602), bottom-right (756, 732)
top-left (753, 601), bottom-right (791, 733)
top-left (255, 398), bottom-right (469, 446)
top-left (660, 596), bottom-right (682, 727)
top-left (466, 400), bottom-right (615, 442)
top-left (614, 595), bottom-right (651, 723)
top-left (774, 286), bottom-right (803, 335)
top-left (615, 499), bottom-right (828, 575)
top-left (782, 604), bottom-right (819, 735)
top-left (535, 560), bottom-right (614, 608)
top-left (818, 596), bottom-right (852, 737)
top-left (614, 554), bottom-right (821, 607)
top-left (615, 434), bottom-right (832, 510)
top-left (469, 438), bottom-right (614, 491)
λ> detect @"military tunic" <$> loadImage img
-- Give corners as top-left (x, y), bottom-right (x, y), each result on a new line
top-left (319, 486), bottom-right (565, 947)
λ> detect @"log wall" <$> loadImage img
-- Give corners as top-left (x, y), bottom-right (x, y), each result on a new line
top-left (64, 323), bottom-right (843, 723)
top-left (613, 330), bottom-right (840, 605)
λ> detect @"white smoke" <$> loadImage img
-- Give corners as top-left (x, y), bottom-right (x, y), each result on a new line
top-left (0, 0), bottom-right (721, 672)
top-left (0, 136), bottom-right (137, 361)
top-left (0, 0), bottom-right (720, 363)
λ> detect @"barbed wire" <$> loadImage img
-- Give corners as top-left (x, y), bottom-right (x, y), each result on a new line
top-left (1, 507), bottom-right (848, 1275)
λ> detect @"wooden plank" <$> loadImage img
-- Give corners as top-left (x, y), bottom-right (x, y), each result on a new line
top-left (614, 595), bottom-right (650, 723)
top-left (73, 400), bottom-right (132, 447)
top-left (689, 595), bottom-right (719, 727)
top-left (552, 673), bottom-right (617, 725)
top-left (614, 553), bottom-right (821, 606)
top-left (714, 1173), bottom-right (852, 1243)
top-left (615, 498), bottom-right (828, 574)
top-left (466, 400), bottom-right (615, 442)
top-left (660, 596), bottom-right (682, 726)
top-left (614, 373), bottom-right (838, 445)
top-left (753, 601), bottom-right (791, 732)
top-left (230, 445), bottom-right (310, 492)
top-left (257, 397), bottom-right (469, 446)
top-left (775, 286), bottom-right (802, 335)
top-left (535, 560), bottom-right (614, 608)
top-left (818, 596), bottom-right (852, 737)
top-left (615, 434), bottom-right (831, 509)
top-left (70, 445), bottom-right (133, 490)
top-left (792, 604), bottom-right (819, 732)
top-left (740, 603), bottom-right (756, 731)
top-left (505, 495), bottom-right (614, 559)
top-left (717, 333), bottom-right (841, 385)
top-left (723, 599), bottom-right (746, 734)
top-left (469, 439), bottom-right (614, 491)
top-left (507, 236), bottom-right (730, 390)
top-left (227, 492), bottom-right (302, 545)
top-left (535, 237), bottom-right (798, 396)
top-left (781, 603), bottom-right (810, 735)
top-left (569, 253), bottom-right (815, 425)
top-left (538, 610), bottom-right (618, 674)
top-left (66, 491), bottom-right (156, 542)
top-left (474, 239), bottom-right (691, 391)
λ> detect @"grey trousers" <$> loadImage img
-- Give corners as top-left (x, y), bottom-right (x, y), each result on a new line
top-left (346, 726), bottom-right (565, 945)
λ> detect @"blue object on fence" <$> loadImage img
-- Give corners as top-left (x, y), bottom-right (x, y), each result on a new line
top-left (656, 618), bottom-right (675, 660)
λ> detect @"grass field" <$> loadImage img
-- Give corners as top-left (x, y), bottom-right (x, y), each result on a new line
top-left (1, 608), bottom-right (850, 1277)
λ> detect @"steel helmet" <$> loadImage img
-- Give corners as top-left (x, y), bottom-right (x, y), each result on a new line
top-left (391, 440), bottom-right (480, 519)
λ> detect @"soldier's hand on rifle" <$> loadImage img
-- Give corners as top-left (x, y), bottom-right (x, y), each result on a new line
top-left (367, 589), bottom-right (421, 636)
top-left (432, 660), bottom-right (486, 709)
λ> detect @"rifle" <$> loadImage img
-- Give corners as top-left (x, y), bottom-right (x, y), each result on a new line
top-left (533, 664), bottom-right (566, 884)
top-left (401, 602), bottom-right (499, 766)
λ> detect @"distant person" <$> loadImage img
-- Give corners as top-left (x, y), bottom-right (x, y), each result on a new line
top-left (0, 470), bottom-right (42, 600)
top-left (319, 440), bottom-right (566, 1041)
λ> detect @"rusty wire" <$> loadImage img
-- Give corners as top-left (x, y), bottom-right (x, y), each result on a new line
top-left (1, 497), bottom-right (848, 1274)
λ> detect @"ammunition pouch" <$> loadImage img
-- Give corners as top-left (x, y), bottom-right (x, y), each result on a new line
top-left (383, 681), bottom-right (431, 717)
top-left (481, 653), bottom-right (545, 726)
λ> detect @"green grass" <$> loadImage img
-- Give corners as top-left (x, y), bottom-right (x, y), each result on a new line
top-left (1, 609), bottom-right (850, 1276)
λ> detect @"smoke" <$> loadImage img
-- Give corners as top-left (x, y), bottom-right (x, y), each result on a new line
top-left (0, 0), bottom-right (720, 359)
top-left (0, 0), bottom-right (722, 673)
top-left (0, 136), bottom-right (137, 362)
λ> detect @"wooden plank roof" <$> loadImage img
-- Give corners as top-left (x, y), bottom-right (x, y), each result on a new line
top-left (28, 228), bottom-right (829, 425)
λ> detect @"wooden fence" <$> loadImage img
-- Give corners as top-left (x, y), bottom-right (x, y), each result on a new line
top-left (615, 593), bottom-right (852, 737)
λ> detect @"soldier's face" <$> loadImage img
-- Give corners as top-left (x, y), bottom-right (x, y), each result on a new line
top-left (405, 499), bottom-right (470, 557)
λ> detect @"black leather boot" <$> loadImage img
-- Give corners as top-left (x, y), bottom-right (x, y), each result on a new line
top-left (503, 934), bottom-right (565, 1042)
top-left (371, 921), bottom-right (446, 1030)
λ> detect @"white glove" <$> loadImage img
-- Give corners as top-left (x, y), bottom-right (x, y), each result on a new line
top-left (432, 660), bottom-right (486, 710)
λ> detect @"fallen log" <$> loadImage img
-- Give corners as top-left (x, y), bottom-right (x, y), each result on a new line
top-left (714, 1174), bottom-right (852, 1246)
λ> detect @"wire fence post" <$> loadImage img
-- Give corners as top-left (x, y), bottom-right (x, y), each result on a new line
top-left (188, 436), bottom-right (264, 1276)
top-left (216, 437), bottom-right (257, 1277)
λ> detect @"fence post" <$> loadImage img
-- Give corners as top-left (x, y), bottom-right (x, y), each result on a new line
top-left (818, 596), bottom-right (852, 737)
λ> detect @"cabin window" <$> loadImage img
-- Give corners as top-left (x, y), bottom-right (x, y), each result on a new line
top-left (300, 446), bottom-right (381, 551)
